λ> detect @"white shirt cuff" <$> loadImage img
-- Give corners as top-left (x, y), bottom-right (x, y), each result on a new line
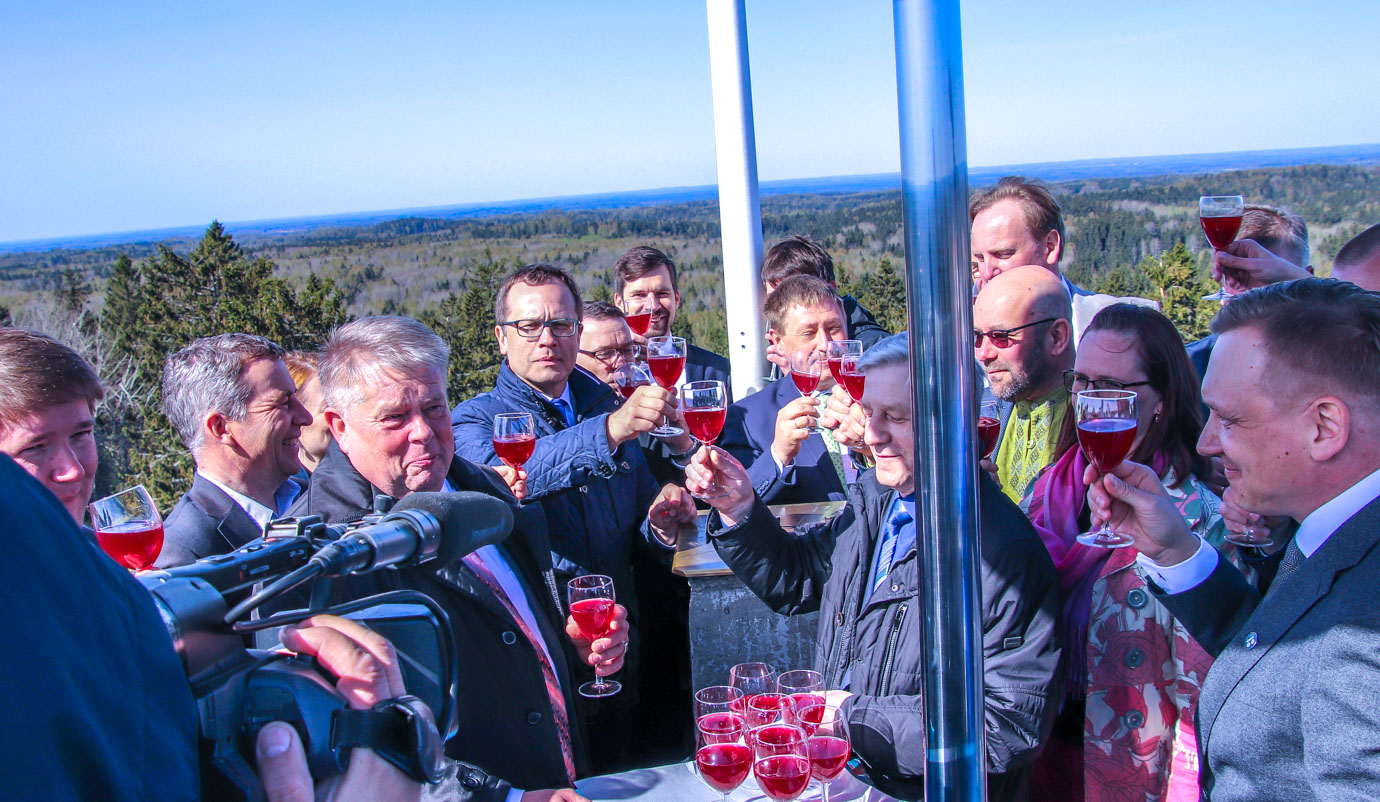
top-left (1135, 536), bottom-right (1219, 594)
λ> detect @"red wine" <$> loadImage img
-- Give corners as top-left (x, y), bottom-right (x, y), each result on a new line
top-left (729, 696), bottom-right (747, 716)
top-left (698, 712), bottom-right (746, 744)
top-left (807, 735), bottom-right (851, 780)
top-left (745, 694), bottom-right (790, 728)
top-left (492, 433), bottom-right (536, 468)
top-left (1201, 214), bottom-right (1242, 250)
top-left (827, 357), bottom-right (845, 385)
top-left (617, 379), bottom-right (649, 399)
top-left (840, 370), bottom-right (866, 401)
top-left (569, 597), bottom-right (614, 640)
top-left (791, 370), bottom-right (821, 396)
top-left (685, 406), bottom-right (727, 444)
top-left (978, 416), bottom-right (1000, 459)
top-left (754, 755), bottom-right (812, 801)
top-left (751, 723), bottom-right (802, 751)
top-left (1078, 418), bottom-right (1138, 473)
top-left (625, 311), bottom-right (652, 336)
top-left (697, 743), bottom-right (752, 793)
top-left (648, 354), bottom-right (685, 388)
top-left (96, 521), bottom-right (164, 570)
top-left (786, 694), bottom-right (826, 732)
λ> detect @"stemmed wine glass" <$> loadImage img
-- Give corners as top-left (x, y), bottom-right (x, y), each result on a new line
top-left (695, 685), bottom-right (747, 739)
top-left (789, 349), bottom-right (824, 397)
top-left (613, 346), bottom-right (653, 400)
top-left (493, 412), bottom-right (536, 470)
top-left (89, 485), bottom-right (164, 570)
top-left (795, 702), bottom-right (852, 802)
top-left (729, 662), bottom-right (776, 701)
top-left (826, 341), bottom-right (862, 388)
top-left (567, 575), bottom-right (621, 697)
top-left (682, 380), bottom-right (729, 498)
top-left (695, 711), bottom-right (752, 802)
top-left (1200, 195), bottom-right (1245, 301)
top-left (622, 297), bottom-right (653, 339)
top-left (1075, 390), bottom-right (1140, 548)
top-left (776, 670), bottom-right (825, 721)
top-left (647, 335), bottom-right (687, 437)
top-left (752, 724), bottom-right (812, 802)
top-left (838, 354), bottom-right (866, 403)
top-left (978, 400), bottom-right (1001, 460)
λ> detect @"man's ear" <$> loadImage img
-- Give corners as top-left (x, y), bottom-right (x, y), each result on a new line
top-left (766, 327), bottom-right (782, 347)
top-left (494, 325), bottom-right (508, 357)
top-left (1047, 318), bottom-right (1074, 356)
top-left (1044, 228), bottom-right (1063, 266)
top-left (204, 411), bottom-right (231, 445)
top-left (325, 409), bottom-right (349, 451)
top-left (1307, 396), bottom-right (1350, 462)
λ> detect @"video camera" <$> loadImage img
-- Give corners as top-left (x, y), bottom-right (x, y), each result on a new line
top-left (139, 491), bottom-right (514, 801)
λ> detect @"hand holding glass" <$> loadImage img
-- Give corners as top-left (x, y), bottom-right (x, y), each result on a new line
top-left (1201, 195), bottom-right (1245, 301)
top-left (1076, 390), bottom-right (1140, 548)
top-left (567, 575), bottom-right (621, 697)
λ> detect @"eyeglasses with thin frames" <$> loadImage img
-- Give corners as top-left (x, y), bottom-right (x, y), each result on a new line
top-left (1062, 370), bottom-right (1152, 394)
top-left (973, 317), bottom-right (1057, 349)
top-left (501, 318), bottom-right (579, 340)
top-left (579, 345), bottom-right (640, 364)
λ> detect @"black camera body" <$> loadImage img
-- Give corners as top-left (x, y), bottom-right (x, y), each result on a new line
top-left (140, 511), bottom-right (457, 801)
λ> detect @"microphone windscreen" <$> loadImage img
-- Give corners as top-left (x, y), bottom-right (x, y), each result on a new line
top-left (392, 491), bottom-right (514, 569)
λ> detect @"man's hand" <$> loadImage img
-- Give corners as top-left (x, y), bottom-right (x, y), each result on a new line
top-left (979, 458), bottom-right (1002, 489)
top-left (660, 403), bottom-right (696, 455)
top-left (565, 603), bottom-right (629, 677)
top-left (818, 386), bottom-right (867, 451)
top-left (607, 386), bottom-right (678, 449)
top-left (1202, 455), bottom-right (1228, 499)
top-left (647, 482), bottom-right (697, 546)
top-left (765, 341), bottom-right (788, 374)
top-left (495, 464), bottom-right (528, 501)
top-left (1221, 490), bottom-right (1290, 554)
top-left (1086, 460), bottom-right (1197, 566)
top-left (685, 446), bottom-right (756, 525)
top-left (772, 396), bottom-right (821, 468)
top-left (1214, 238), bottom-right (1310, 292)
top-left (522, 790), bottom-right (591, 802)
top-left (256, 615), bottom-right (421, 802)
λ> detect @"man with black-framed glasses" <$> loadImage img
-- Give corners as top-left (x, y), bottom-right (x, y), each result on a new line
top-left (974, 265), bottom-right (1077, 503)
top-left (576, 301), bottom-right (639, 390)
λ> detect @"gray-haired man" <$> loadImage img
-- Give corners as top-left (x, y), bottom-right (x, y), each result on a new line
top-left (157, 333), bottom-right (312, 568)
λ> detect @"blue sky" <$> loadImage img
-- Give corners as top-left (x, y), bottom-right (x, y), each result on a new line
top-left (1, 0), bottom-right (1376, 242)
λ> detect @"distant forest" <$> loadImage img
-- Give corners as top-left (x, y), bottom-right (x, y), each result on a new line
top-left (2, 162), bottom-right (1376, 505)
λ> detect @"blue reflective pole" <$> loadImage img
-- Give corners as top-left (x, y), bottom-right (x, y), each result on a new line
top-left (891, 0), bottom-right (986, 800)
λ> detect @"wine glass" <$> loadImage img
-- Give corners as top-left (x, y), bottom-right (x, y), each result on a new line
top-left (729, 662), bottom-right (776, 700)
top-left (838, 354), bottom-right (866, 402)
top-left (978, 400), bottom-right (1001, 460)
top-left (752, 724), bottom-right (812, 801)
top-left (622, 297), bottom-right (653, 338)
top-left (789, 349), bottom-right (824, 397)
top-left (1075, 390), bottom-right (1140, 548)
top-left (826, 340), bottom-right (862, 387)
top-left (695, 685), bottom-right (747, 738)
top-left (776, 670), bottom-right (825, 723)
top-left (567, 575), bottom-right (621, 697)
top-left (695, 711), bottom-right (752, 802)
top-left (795, 702), bottom-right (852, 802)
top-left (1200, 195), bottom-right (1245, 301)
top-left (612, 346), bottom-right (653, 401)
top-left (493, 412), bottom-right (536, 469)
top-left (682, 380), bottom-right (729, 498)
top-left (647, 336), bottom-right (687, 437)
top-left (745, 692), bottom-right (792, 730)
top-left (89, 485), bottom-right (164, 570)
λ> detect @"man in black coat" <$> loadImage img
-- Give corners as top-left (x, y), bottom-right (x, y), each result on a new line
top-left (688, 332), bottom-right (1061, 802)
top-left (287, 315), bottom-right (623, 802)
top-left (157, 334), bottom-right (312, 568)
top-left (1089, 279), bottom-right (1380, 801)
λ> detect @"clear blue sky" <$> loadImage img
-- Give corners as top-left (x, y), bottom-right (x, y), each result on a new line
top-left (1, 0), bottom-right (1376, 243)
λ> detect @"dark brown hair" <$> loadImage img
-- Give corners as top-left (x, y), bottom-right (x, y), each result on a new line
top-left (1054, 304), bottom-right (1207, 482)
top-left (1238, 204), bottom-right (1309, 267)
top-left (763, 275), bottom-right (841, 332)
top-left (614, 246), bottom-right (678, 296)
top-left (969, 176), bottom-right (1065, 257)
top-left (581, 300), bottom-right (625, 322)
top-left (0, 328), bottom-right (104, 427)
top-left (761, 235), bottom-right (836, 288)
top-left (494, 264), bottom-right (583, 325)
top-left (1335, 223), bottom-right (1380, 271)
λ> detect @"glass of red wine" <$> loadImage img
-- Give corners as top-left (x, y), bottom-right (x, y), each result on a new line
top-left (729, 661), bottom-right (776, 699)
top-left (775, 670), bottom-right (825, 726)
top-left (978, 400), bottom-right (1001, 460)
top-left (622, 298), bottom-right (654, 339)
top-left (795, 702), bottom-right (851, 802)
top-left (826, 340), bottom-right (862, 388)
top-left (788, 348), bottom-right (824, 397)
top-left (1075, 389), bottom-right (1140, 548)
top-left (89, 485), bottom-right (164, 570)
top-left (752, 724), bottom-right (812, 802)
top-left (1200, 194), bottom-right (1245, 301)
top-left (695, 685), bottom-right (747, 740)
top-left (682, 380), bottom-right (729, 498)
top-left (647, 335), bottom-right (687, 437)
top-left (612, 346), bottom-right (653, 401)
top-left (838, 354), bottom-right (866, 403)
top-left (695, 712), bottom-right (752, 802)
top-left (493, 412), bottom-right (536, 470)
top-left (745, 692), bottom-right (791, 730)
top-left (567, 574), bottom-right (621, 697)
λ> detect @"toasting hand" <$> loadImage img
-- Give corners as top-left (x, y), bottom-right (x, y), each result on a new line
top-left (685, 446), bottom-right (756, 525)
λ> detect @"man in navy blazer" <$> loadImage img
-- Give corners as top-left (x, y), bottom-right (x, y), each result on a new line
top-left (156, 334), bottom-right (312, 568)
top-left (720, 275), bottom-right (854, 506)
top-left (1089, 279), bottom-right (1380, 800)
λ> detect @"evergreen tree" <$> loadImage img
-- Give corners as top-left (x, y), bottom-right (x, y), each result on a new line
top-left (856, 256), bottom-right (908, 333)
top-left (420, 252), bottom-right (507, 405)
top-left (102, 254), bottom-right (142, 354)
top-left (1140, 241), bottom-right (1217, 341)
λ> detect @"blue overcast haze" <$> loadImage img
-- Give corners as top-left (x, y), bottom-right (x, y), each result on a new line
top-left (1, 0), bottom-right (1376, 243)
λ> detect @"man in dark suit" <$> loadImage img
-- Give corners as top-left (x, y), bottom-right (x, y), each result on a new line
top-left (288, 315), bottom-right (622, 801)
top-left (1089, 278), bottom-right (1380, 800)
top-left (760, 234), bottom-right (890, 349)
top-left (720, 275), bottom-right (856, 506)
top-left (156, 334), bottom-right (312, 568)
top-left (614, 245), bottom-right (731, 392)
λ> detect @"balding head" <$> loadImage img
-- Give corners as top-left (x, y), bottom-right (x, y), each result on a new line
top-left (1333, 224), bottom-right (1380, 292)
top-left (973, 265), bottom-right (1075, 401)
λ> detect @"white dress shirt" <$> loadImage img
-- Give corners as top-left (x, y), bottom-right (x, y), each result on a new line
top-left (1140, 465), bottom-right (1380, 593)
top-left (196, 470), bottom-right (302, 530)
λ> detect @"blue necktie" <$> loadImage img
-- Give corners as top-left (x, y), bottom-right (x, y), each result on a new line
top-left (551, 398), bottom-right (575, 428)
top-left (872, 503), bottom-right (914, 591)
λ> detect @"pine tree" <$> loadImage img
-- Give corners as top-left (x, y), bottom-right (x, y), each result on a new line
top-left (420, 253), bottom-right (507, 405)
top-left (102, 254), bottom-right (142, 354)
top-left (1140, 240), bottom-right (1217, 341)
top-left (857, 256), bottom-right (908, 333)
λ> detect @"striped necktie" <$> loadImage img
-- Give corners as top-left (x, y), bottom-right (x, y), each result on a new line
top-left (872, 504), bottom-right (914, 591)
top-left (461, 552), bottom-right (578, 783)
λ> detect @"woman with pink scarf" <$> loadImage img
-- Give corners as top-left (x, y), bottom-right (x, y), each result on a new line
top-left (1023, 304), bottom-right (1248, 802)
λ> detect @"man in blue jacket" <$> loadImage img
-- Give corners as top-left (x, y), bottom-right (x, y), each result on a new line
top-left (452, 263), bottom-right (698, 770)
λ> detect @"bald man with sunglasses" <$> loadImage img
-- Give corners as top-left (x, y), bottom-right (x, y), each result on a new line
top-left (974, 265), bottom-right (1077, 503)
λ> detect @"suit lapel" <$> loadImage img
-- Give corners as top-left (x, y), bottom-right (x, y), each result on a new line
top-left (1200, 496), bottom-right (1380, 751)
top-left (189, 476), bottom-right (265, 553)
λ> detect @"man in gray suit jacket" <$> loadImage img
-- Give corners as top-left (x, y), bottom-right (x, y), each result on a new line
top-left (1087, 278), bottom-right (1380, 800)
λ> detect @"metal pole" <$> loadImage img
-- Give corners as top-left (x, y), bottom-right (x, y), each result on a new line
top-left (705, 0), bottom-right (768, 399)
top-left (891, 0), bottom-right (986, 799)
